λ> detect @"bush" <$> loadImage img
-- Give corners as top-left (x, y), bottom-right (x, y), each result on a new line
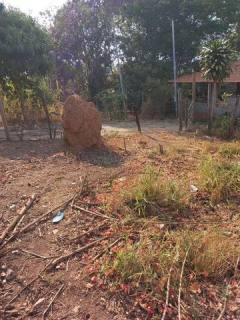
top-left (125, 166), bottom-right (187, 217)
top-left (200, 156), bottom-right (240, 203)
top-left (213, 115), bottom-right (231, 139)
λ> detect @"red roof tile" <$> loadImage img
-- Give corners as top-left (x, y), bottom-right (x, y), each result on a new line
top-left (170, 61), bottom-right (240, 83)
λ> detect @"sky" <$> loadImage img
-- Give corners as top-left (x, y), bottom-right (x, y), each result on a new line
top-left (3, 0), bottom-right (66, 18)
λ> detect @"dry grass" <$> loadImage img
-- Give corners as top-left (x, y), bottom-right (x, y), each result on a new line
top-left (219, 143), bottom-right (240, 159)
top-left (199, 156), bottom-right (240, 203)
top-left (105, 228), bottom-right (240, 290)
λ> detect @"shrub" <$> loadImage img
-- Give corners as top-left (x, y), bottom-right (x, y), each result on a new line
top-left (125, 166), bottom-right (186, 217)
top-left (213, 115), bottom-right (231, 139)
top-left (200, 156), bottom-right (240, 203)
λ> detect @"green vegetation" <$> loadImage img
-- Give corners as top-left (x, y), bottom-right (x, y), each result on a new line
top-left (200, 39), bottom-right (237, 134)
top-left (125, 166), bottom-right (187, 217)
top-left (200, 156), bottom-right (240, 203)
top-left (1, 0), bottom-right (240, 136)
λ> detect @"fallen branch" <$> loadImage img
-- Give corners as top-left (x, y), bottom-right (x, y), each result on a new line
top-left (71, 221), bottom-right (108, 243)
top-left (48, 237), bottom-right (109, 271)
top-left (1, 196), bottom-right (74, 248)
top-left (71, 175), bottom-right (86, 209)
top-left (5, 261), bottom-right (52, 309)
top-left (161, 265), bottom-right (174, 320)
top-left (72, 205), bottom-right (113, 220)
top-left (178, 247), bottom-right (190, 320)
top-left (216, 285), bottom-right (229, 320)
top-left (42, 284), bottom-right (64, 319)
top-left (0, 194), bottom-right (36, 245)
top-left (216, 256), bottom-right (240, 320)
top-left (92, 238), bottom-right (123, 262)
top-left (20, 249), bottom-right (57, 260)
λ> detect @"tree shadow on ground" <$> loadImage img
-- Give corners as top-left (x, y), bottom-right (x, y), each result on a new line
top-left (0, 140), bottom-right (65, 160)
top-left (76, 148), bottom-right (124, 168)
top-left (0, 139), bottom-right (124, 169)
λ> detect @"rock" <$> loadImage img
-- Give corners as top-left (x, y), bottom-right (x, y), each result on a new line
top-left (6, 268), bottom-right (15, 281)
top-left (9, 204), bottom-right (16, 211)
top-left (63, 95), bottom-right (102, 150)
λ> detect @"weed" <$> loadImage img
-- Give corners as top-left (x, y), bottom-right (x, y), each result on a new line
top-left (113, 248), bottom-right (144, 282)
top-left (219, 143), bottom-right (240, 159)
top-left (200, 156), bottom-right (240, 203)
top-left (125, 166), bottom-right (187, 217)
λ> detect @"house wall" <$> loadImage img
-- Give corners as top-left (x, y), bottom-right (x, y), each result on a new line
top-left (194, 97), bottom-right (240, 121)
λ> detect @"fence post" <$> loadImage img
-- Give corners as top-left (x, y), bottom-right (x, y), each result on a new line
top-left (178, 88), bottom-right (183, 132)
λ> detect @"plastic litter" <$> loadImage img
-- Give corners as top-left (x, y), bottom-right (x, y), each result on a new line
top-left (190, 185), bottom-right (198, 193)
top-left (52, 211), bottom-right (65, 224)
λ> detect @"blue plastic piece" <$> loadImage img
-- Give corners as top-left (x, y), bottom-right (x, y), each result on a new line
top-left (52, 211), bottom-right (65, 224)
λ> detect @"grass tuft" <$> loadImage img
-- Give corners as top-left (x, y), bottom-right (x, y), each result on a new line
top-left (200, 156), bottom-right (240, 203)
top-left (125, 166), bottom-right (187, 217)
top-left (219, 143), bottom-right (240, 159)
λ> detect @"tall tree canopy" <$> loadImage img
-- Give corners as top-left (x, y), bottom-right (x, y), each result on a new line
top-left (53, 0), bottom-right (115, 100)
top-left (0, 5), bottom-right (53, 94)
top-left (120, 0), bottom-right (240, 67)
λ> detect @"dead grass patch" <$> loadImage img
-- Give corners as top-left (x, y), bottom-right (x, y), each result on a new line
top-left (104, 228), bottom-right (240, 290)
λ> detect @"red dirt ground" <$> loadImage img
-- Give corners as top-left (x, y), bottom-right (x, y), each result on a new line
top-left (0, 131), bottom-right (239, 319)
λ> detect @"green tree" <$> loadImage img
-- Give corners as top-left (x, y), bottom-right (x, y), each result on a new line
top-left (200, 39), bottom-right (236, 134)
top-left (0, 5), bottom-right (53, 128)
top-left (53, 0), bottom-right (114, 101)
top-left (116, 0), bottom-right (240, 120)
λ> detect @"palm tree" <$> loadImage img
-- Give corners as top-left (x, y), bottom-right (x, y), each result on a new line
top-left (200, 39), bottom-right (235, 134)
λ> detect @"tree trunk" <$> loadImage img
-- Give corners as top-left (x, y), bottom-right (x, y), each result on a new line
top-left (229, 83), bottom-right (240, 138)
top-left (20, 99), bottom-right (28, 126)
top-left (208, 82), bottom-right (217, 135)
top-left (134, 109), bottom-right (142, 133)
top-left (42, 103), bottom-right (53, 140)
top-left (0, 100), bottom-right (10, 140)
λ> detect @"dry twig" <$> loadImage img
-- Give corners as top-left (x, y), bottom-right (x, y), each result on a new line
top-left (1, 196), bottom-right (74, 248)
top-left (20, 249), bottom-right (57, 260)
top-left (48, 237), bottom-right (109, 271)
top-left (0, 194), bottom-right (36, 245)
top-left (42, 284), bottom-right (64, 319)
top-left (71, 176), bottom-right (86, 209)
top-left (71, 221), bottom-right (108, 243)
top-left (216, 256), bottom-right (240, 320)
top-left (178, 247), bottom-right (190, 320)
top-left (216, 286), bottom-right (229, 320)
top-left (161, 265), bottom-right (174, 320)
top-left (5, 261), bottom-right (53, 309)
top-left (92, 237), bottom-right (123, 262)
top-left (72, 205), bottom-right (113, 220)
